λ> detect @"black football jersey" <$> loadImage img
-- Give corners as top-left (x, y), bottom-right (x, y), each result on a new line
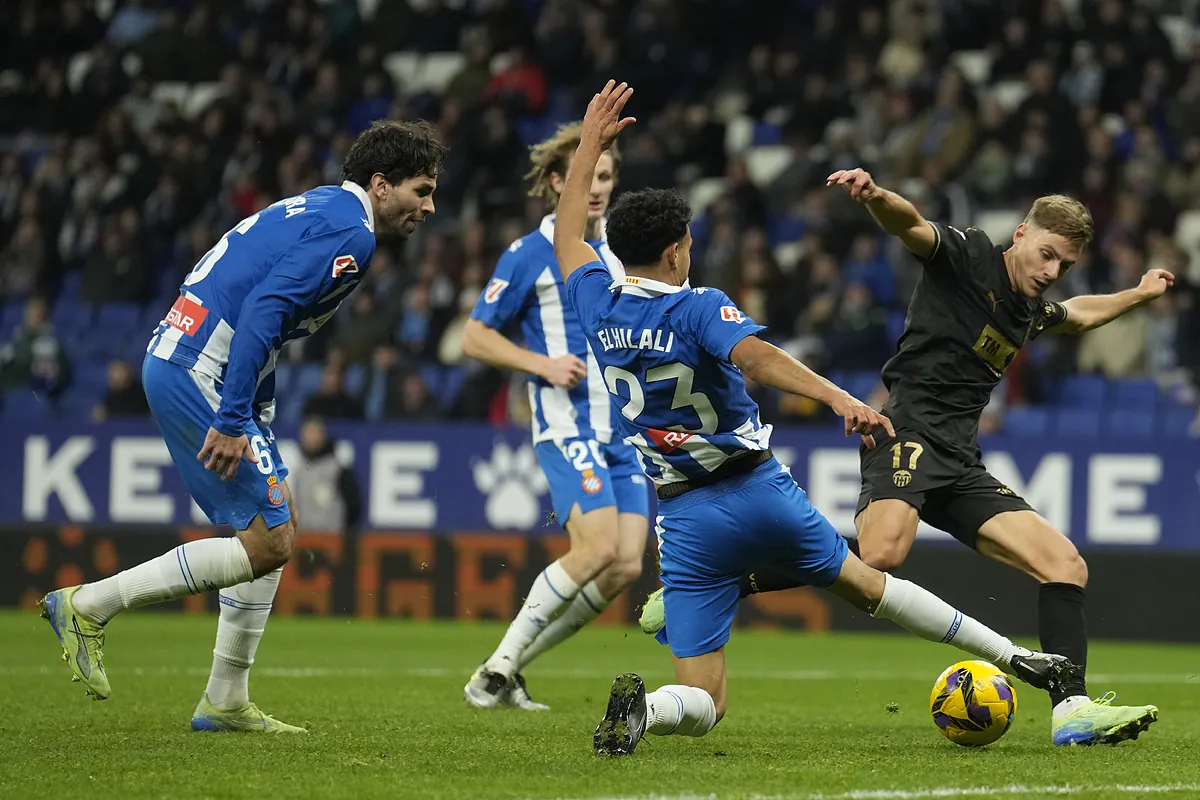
top-left (879, 222), bottom-right (1067, 460)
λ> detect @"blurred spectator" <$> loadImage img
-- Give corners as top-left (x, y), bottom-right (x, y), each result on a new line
top-left (824, 282), bottom-right (891, 372)
top-left (92, 359), bottom-right (150, 421)
top-left (361, 344), bottom-right (409, 422)
top-left (0, 297), bottom-right (70, 399)
top-left (289, 417), bottom-right (362, 535)
top-left (331, 290), bottom-right (396, 365)
top-left (484, 45), bottom-right (547, 115)
top-left (0, 217), bottom-right (49, 299)
top-left (302, 362), bottom-right (364, 420)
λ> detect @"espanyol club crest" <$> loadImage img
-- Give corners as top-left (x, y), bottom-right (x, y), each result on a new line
top-left (581, 470), bottom-right (603, 495)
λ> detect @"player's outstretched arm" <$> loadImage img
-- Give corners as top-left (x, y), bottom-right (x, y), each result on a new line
top-left (1049, 269), bottom-right (1175, 333)
top-left (730, 335), bottom-right (895, 447)
top-left (553, 80), bottom-right (635, 281)
top-left (827, 168), bottom-right (937, 260)
top-left (462, 319), bottom-right (586, 387)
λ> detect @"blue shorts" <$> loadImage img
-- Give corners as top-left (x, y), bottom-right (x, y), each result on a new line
top-left (654, 459), bottom-right (848, 659)
top-left (142, 355), bottom-right (291, 531)
top-left (535, 437), bottom-right (650, 526)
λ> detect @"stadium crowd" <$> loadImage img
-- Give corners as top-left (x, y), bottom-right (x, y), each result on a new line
top-left (1, 0), bottom-right (1198, 435)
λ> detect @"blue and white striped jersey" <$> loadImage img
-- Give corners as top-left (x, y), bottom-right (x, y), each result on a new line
top-left (470, 215), bottom-right (624, 444)
top-left (564, 262), bottom-right (772, 486)
top-left (147, 182), bottom-right (377, 436)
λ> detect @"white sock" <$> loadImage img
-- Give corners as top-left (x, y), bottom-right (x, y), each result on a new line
top-left (872, 574), bottom-right (1028, 669)
top-left (1053, 695), bottom-right (1092, 720)
top-left (205, 567), bottom-right (282, 710)
top-left (483, 560), bottom-right (580, 677)
top-left (520, 581), bottom-right (609, 669)
top-left (73, 538), bottom-right (254, 625)
top-left (645, 685), bottom-right (717, 737)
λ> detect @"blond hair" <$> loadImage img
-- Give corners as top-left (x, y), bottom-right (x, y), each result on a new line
top-left (1024, 194), bottom-right (1094, 251)
top-left (525, 121), bottom-right (621, 207)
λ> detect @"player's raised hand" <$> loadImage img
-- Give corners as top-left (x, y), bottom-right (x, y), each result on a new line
top-left (582, 80), bottom-right (636, 151)
top-left (830, 392), bottom-right (895, 449)
top-left (541, 354), bottom-right (588, 388)
top-left (1136, 268), bottom-right (1175, 300)
top-left (826, 168), bottom-right (879, 203)
top-left (197, 427), bottom-right (258, 482)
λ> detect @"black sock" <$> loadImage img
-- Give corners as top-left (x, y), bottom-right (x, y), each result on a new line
top-left (738, 537), bottom-right (862, 598)
top-left (1038, 582), bottom-right (1088, 707)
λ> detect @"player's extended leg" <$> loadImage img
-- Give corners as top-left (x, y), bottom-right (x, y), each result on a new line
top-left (638, 498), bottom-right (915, 635)
top-left (509, 511), bottom-right (647, 710)
top-left (826, 553), bottom-right (1075, 692)
top-left (466, 503), bottom-right (620, 708)
top-left (39, 513), bottom-right (289, 701)
top-left (193, 479), bottom-right (304, 733)
top-left (975, 510), bottom-right (1158, 745)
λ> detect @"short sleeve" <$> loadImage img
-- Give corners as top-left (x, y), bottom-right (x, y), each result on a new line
top-left (680, 288), bottom-right (767, 361)
top-left (1028, 300), bottom-right (1069, 340)
top-left (564, 260), bottom-right (612, 330)
top-left (921, 221), bottom-right (990, 279)
top-left (470, 243), bottom-right (531, 329)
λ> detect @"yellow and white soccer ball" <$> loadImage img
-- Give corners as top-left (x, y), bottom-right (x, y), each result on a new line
top-left (929, 660), bottom-right (1018, 747)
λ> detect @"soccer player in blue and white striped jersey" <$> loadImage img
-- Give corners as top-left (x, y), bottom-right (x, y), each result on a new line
top-left (462, 124), bottom-right (651, 711)
top-left (558, 82), bottom-right (1076, 756)
top-left (40, 121), bottom-right (444, 731)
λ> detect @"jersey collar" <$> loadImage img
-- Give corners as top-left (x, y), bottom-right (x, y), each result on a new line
top-left (539, 214), bottom-right (624, 278)
top-left (341, 181), bottom-right (375, 233)
top-left (614, 275), bottom-right (686, 297)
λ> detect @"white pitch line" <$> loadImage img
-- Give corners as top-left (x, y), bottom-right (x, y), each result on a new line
top-left (549, 785), bottom-right (1200, 800)
top-left (1, 665), bottom-right (1198, 685)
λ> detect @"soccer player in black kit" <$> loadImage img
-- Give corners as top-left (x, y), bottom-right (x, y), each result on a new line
top-left (641, 167), bottom-right (1170, 746)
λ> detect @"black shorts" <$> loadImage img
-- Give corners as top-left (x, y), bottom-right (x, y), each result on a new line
top-left (855, 428), bottom-right (1033, 548)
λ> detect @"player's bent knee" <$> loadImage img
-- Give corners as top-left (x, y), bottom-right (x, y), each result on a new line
top-left (1044, 548), bottom-right (1088, 587)
top-left (857, 538), bottom-right (907, 573)
top-left (239, 517), bottom-right (296, 576)
top-left (611, 554), bottom-right (643, 589)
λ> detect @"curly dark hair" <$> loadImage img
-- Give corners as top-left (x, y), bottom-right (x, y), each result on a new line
top-left (606, 188), bottom-right (692, 267)
top-left (341, 120), bottom-right (447, 187)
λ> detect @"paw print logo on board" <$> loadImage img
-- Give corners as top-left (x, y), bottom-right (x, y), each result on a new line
top-left (472, 441), bottom-right (549, 530)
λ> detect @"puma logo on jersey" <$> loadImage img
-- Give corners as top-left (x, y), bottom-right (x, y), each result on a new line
top-left (721, 306), bottom-right (745, 323)
top-left (484, 278), bottom-right (510, 303)
top-left (332, 255), bottom-right (358, 277)
top-left (987, 290), bottom-right (1000, 312)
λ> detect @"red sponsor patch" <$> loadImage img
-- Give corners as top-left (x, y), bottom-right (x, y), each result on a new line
top-left (165, 295), bottom-right (209, 335)
top-left (720, 306), bottom-right (745, 323)
top-left (332, 254), bottom-right (358, 278)
top-left (644, 428), bottom-right (694, 453)
top-left (581, 470), bottom-right (603, 495)
top-left (484, 277), bottom-right (510, 304)
top-left (267, 476), bottom-right (284, 506)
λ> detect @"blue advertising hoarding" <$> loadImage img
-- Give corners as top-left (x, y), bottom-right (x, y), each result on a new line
top-left (1, 421), bottom-right (1196, 551)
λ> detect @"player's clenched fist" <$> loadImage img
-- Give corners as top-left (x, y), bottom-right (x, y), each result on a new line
top-left (582, 80), bottom-right (637, 151)
top-left (1136, 268), bottom-right (1175, 301)
top-left (831, 392), bottom-right (895, 449)
top-left (826, 168), bottom-right (879, 203)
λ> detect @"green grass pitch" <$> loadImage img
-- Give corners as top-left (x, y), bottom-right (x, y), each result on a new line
top-left (2, 611), bottom-right (1198, 800)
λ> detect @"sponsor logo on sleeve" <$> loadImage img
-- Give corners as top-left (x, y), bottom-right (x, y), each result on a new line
top-left (484, 278), bottom-right (510, 304)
